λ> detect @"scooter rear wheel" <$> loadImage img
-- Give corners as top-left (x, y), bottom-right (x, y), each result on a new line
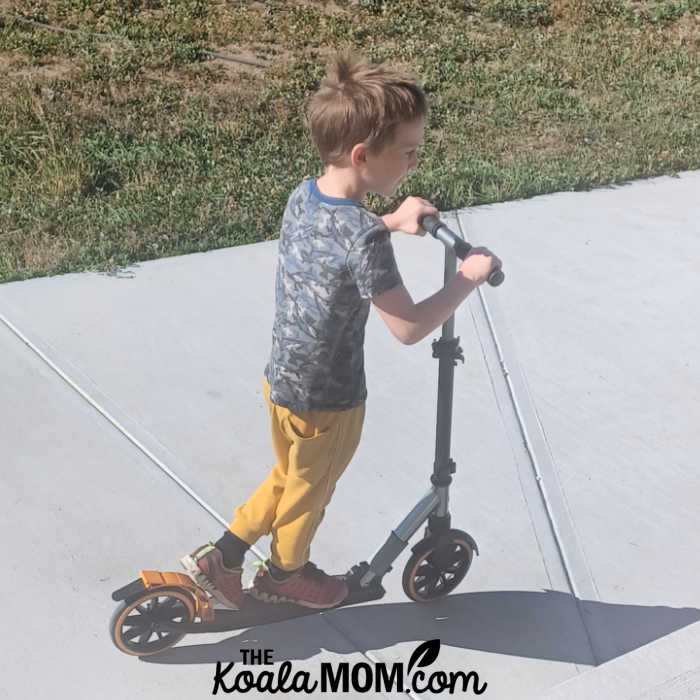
top-left (110, 586), bottom-right (196, 656)
top-left (402, 529), bottom-right (475, 602)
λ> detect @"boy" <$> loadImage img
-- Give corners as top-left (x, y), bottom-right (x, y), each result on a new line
top-left (181, 51), bottom-right (500, 610)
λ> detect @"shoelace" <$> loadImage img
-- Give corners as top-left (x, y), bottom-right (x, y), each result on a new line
top-left (253, 560), bottom-right (267, 573)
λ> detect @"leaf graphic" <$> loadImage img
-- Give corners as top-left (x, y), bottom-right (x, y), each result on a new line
top-left (407, 639), bottom-right (441, 675)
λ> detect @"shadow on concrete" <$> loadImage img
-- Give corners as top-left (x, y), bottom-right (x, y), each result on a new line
top-left (141, 589), bottom-right (700, 667)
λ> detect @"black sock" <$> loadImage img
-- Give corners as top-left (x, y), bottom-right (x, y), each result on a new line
top-left (215, 530), bottom-right (250, 569)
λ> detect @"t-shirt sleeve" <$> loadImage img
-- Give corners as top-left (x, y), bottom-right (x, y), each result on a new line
top-left (346, 221), bottom-right (403, 299)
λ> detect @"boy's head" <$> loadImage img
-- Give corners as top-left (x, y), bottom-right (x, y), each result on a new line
top-left (305, 51), bottom-right (427, 197)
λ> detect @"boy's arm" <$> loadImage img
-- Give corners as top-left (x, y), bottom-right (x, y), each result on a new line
top-left (372, 243), bottom-right (501, 345)
top-left (373, 198), bottom-right (499, 344)
top-left (372, 273), bottom-right (477, 346)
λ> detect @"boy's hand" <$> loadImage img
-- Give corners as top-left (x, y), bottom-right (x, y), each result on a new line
top-left (459, 247), bottom-right (502, 287)
top-left (384, 196), bottom-right (439, 236)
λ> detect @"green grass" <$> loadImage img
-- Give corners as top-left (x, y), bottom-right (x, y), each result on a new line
top-left (1, 0), bottom-right (699, 282)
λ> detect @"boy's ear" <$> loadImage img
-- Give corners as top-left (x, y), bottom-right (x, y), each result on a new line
top-left (350, 143), bottom-right (367, 167)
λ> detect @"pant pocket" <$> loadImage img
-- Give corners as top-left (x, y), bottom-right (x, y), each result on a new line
top-left (282, 411), bottom-right (333, 442)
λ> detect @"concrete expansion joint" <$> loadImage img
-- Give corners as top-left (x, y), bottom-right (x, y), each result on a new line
top-left (456, 212), bottom-right (601, 667)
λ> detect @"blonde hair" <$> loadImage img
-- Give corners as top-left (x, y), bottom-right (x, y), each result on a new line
top-left (305, 51), bottom-right (427, 166)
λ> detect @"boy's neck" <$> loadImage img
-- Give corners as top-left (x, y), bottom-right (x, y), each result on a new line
top-left (316, 168), bottom-right (366, 202)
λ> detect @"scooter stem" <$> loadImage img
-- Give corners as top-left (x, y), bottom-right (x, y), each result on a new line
top-left (432, 245), bottom-right (460, 499)
top-left (360, 234), bottom-right (464, 587)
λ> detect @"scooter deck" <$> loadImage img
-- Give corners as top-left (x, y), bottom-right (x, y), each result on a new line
top-left (112, 561), bottom-right (385, 634)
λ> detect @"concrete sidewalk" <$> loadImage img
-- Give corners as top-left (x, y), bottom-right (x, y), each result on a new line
top-left (2, 170), bottom-right (699, 699)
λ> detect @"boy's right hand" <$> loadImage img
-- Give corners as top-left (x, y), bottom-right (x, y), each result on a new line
top-left (458, 247), bottom-right (502, 286)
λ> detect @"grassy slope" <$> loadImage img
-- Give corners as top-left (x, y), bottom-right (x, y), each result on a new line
top-left (0, 0), bottom-right (698, 282)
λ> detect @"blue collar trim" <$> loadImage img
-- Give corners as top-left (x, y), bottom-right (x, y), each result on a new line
top-left (310, 179), bottom-right (362, 206)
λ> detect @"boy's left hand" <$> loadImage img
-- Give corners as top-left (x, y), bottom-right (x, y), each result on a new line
top-left (385, 196), bottom-right (439, 236)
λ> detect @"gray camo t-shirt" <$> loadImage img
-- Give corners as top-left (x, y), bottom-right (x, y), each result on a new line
top-left (264, 179), bottom-right (403, 411)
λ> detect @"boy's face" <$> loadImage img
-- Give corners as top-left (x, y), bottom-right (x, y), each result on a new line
top-left (360, 117), bottom-right (425, 198)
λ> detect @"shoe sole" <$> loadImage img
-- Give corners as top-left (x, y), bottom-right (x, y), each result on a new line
top-left (248, 585), bottom-right (347, 609)
top-left (180, 555), bottom-right (242, 610)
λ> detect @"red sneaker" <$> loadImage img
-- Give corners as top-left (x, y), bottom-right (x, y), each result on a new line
top-left (180, 543), bottom-right (244, 610)
top-left (250, 561), bottom-right (348, 609)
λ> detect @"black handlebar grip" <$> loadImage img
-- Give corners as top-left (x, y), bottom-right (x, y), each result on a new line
top-left (421, 215), bottom-right (505, 287)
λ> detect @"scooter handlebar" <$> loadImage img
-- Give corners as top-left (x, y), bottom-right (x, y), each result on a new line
top-left (420, 215), bottom-right (505, 287)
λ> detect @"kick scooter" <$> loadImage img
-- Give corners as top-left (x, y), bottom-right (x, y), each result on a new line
top-left (110, 215), bottom-right (504, 656)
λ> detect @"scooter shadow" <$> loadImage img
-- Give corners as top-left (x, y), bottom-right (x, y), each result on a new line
top-left (142, 589), bottom-right (700, 667)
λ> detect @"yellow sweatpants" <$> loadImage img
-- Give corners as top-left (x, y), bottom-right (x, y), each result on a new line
top-left (229, 379), bottom-right (365, 571)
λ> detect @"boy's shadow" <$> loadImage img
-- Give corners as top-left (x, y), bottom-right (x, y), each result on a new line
top-left (142, 589), bottom-right (700, 667)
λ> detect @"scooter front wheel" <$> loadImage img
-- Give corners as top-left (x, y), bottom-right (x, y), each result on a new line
top-left (402, 529), bottom-right (475, 603)
top-left (110, 586), bottom-right (196, 656)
